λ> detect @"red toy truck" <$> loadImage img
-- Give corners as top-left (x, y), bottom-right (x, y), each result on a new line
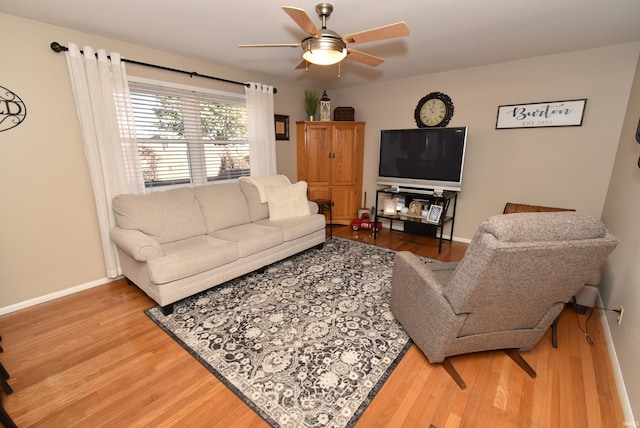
top-left (350, 217), bottom-right (382, 231)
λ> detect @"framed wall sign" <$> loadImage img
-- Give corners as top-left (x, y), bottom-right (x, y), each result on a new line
top-left (274, 114), bottom-right (289, 140)
top-left (496, 99), bottom-right (587, 129)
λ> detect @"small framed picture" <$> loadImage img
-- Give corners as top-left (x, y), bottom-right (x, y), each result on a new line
top-left (274, 114), bottom-right (289, 140)
top-left (408, 200), bottom-right (423, 217)
top-left (383, 199), bottom-right (397, 215)
top-left (427, 204), bottom-right (443, 224)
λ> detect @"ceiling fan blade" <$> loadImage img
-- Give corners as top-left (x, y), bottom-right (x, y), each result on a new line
top-left (238, 43), bottom-right (301, 48)
top-left (294, 59), bottom-right (309, 69)
top-left (346, 49), bottom-right (385, 67)
top-left (282, 6), bottom-right (321, 38)
top-left (343, 22), bottom-right (410, 45)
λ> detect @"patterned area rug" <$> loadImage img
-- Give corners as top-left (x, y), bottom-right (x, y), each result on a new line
top-left (145, 237), bottom-right (421, 428)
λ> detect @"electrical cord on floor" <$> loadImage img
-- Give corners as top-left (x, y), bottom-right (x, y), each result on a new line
top-left (572, 298), bottom-right (623, 346)
top-left (575, 306), bottom-right (595, 345)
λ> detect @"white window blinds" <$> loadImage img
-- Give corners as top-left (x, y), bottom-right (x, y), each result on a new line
top-left (128, 80), bottom-right (249, 188)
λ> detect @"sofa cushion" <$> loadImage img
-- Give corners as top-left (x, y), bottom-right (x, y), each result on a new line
top-left (239, 175), bottom-right (291, 222)
top-left (195, 182), bottom-right (251, 232)
top-left (239, 175), bottom-right (291, 203)
top-left (239, 179), bottom-right (269, 222)
top-left (256, 214), bottom-right (326, 241)
top-left (147, 235), bottom-right (239, 284)
top-left (264, 181), bottom-right (312, 221)
top-left (112, 187), bottom-right (206, 244)
top-left (210, 224), bottom-right (284, 257)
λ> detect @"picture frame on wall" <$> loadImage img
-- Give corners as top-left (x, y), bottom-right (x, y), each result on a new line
top-left (426, 204), bottom-right (443, 224)
top-left (274, 114), bottom-right (289, 140)
top-left (496, 99), bottom-right (587, 129)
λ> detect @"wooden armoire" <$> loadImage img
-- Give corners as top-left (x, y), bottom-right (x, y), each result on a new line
top-left (296, 121), bottom-right (365, 225)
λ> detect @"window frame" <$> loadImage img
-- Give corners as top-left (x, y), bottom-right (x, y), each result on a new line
top-left (127, 76), bottom-right (249, 191)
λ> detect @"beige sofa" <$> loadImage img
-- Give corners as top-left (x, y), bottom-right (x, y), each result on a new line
top-left (109, 177), bottom-right (326, 315)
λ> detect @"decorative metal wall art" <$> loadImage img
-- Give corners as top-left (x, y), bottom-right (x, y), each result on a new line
top-left (0, 85), bottom-right (27, 132)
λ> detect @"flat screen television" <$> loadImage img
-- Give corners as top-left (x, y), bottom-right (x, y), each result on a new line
top-left (377, 126), bottom-right (468, 192)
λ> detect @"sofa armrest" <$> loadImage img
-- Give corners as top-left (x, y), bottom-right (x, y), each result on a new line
top-left (110, 227), bottom-right (163, 262)
top-left (308, 201), bottom-right (319, 215)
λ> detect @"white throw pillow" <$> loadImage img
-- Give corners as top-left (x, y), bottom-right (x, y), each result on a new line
top-left (265, 181), bottom-right (312, 221)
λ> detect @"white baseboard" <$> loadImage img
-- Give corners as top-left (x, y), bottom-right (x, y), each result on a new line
top-left (597, 295), bottom-right (635, 424)
top-left (0, 277), bottom-right (111, 316)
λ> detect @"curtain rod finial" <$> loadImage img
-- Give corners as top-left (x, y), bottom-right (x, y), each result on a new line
top-left (50, 42), bottom-right (68, 53)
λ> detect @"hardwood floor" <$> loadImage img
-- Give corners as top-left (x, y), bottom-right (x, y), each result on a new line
top-left (0, 225), bottom-right (624, 427)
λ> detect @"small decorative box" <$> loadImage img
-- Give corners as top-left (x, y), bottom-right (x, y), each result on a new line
top-left (333, 107), bottom-right (354, 121)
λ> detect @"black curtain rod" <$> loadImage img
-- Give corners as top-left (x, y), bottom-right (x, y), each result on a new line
top-left (50, 42), bottom-right (277, 94)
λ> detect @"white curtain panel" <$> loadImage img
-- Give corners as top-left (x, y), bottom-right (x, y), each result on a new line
top-left (245, 82), bottom-right (277, 176)
top-left (64, 43), bottom-right (144, 278)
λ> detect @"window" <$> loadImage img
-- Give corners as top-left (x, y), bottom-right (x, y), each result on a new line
top-left (128, 79), bottom-right (249, 189)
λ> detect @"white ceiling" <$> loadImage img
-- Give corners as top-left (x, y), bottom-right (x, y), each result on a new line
top-left (4, 0), bottom-right (640, 89)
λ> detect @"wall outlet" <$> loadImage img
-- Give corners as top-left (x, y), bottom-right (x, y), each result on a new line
top-left (617, 305), bottom-right (624, 325)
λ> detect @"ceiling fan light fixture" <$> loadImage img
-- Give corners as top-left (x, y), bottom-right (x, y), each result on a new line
top-left (302, 37), bottom-right (347, 65)
top-left (242, 4), bottom-right (410, 70)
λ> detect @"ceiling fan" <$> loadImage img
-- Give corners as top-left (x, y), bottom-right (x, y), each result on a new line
top-left (238, 3), bottom-right (410, 69)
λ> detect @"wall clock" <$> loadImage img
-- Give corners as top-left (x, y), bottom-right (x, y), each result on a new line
top-left (414, 92), bottom-right (454, 128)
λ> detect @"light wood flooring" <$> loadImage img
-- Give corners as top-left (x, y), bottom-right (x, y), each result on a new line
top-left (0, 225), bottom-right (625, 427)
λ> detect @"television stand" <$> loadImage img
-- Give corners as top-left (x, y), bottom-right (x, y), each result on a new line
top-left (373, 188), bottom-right (458, 253)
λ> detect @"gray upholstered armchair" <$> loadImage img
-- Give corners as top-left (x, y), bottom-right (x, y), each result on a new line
top-left (390, 211), bottom-right (619, 389)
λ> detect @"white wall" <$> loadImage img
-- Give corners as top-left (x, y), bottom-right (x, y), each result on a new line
top-left (601, 53), bottom-right (640, 423)
top-left (330, 43), bottom-right (640, 239)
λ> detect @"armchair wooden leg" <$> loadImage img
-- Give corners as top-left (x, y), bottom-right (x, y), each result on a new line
top-left (0, 363), bottom-right (11, 395)
top-left (441, 358), bottom-right (467, 390)
top-left (504, 349), bottom-right (537, 378)
top-left (0, 341), bottom-right (16, 428)
top-left (0, 363), bottom-right (8, 381)
top-left (0, 404), bottom-right (17, 428)
top-left (551, 314), bottom-right (560, 348)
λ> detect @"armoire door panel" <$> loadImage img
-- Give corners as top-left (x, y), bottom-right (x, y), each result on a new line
top-left (331, 126), bottom-right (357, 185)
top-left (307, 187), bottom-right (331, 201)
top-left (305, 126), bottom-right (332, 185)
top-left (330, 187), bottom-right (357, 220)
